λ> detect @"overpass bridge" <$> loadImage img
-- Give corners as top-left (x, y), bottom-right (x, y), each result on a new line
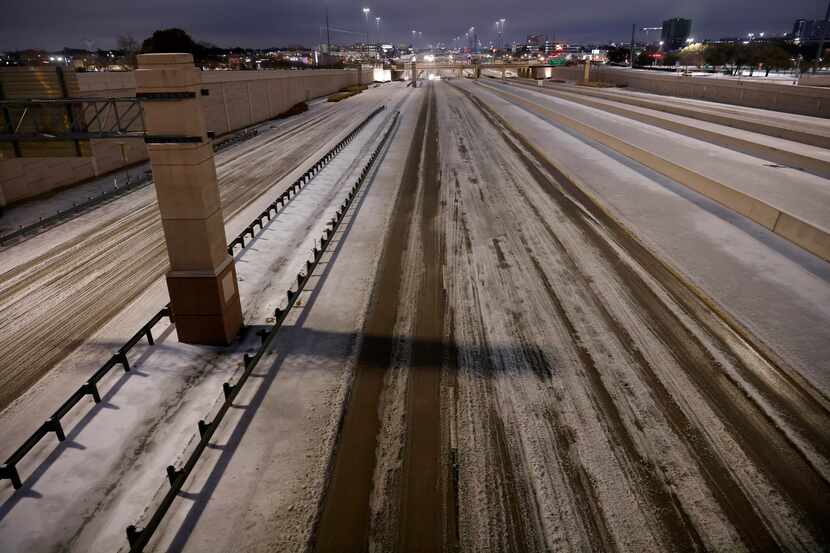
top-left (389, 61), bottom-right (555, 81)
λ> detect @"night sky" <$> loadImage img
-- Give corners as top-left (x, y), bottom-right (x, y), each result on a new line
top-left (0, 0), bottom-right (825, 51)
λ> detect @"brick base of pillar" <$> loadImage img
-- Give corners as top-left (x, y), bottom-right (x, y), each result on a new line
top-left (166, 256), bottom-right (243, 345)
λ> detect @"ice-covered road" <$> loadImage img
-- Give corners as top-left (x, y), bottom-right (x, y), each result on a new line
top-left (313, 81), bottom-right (830, 552)
top-left (2, 76), bottom-right (829, 553)
top-left (0, 84), bottom-right (409, 551)
top-left (0, 93), bottom-right (384, 410)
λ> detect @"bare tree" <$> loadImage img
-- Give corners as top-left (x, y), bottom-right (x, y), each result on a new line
top-left (678, 43), bottom-right (705, 72)
top-left (116, 34), bottom-right (138, 68)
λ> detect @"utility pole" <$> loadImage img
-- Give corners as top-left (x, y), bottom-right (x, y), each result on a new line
top-left (814, 0), bottom-right (830, 73)
top-left (326, 5), bottom-right (331, 55)
top-left (363, 7), bottom-right (371, 54)
top-left (630, 23), bottom-right (636, 68)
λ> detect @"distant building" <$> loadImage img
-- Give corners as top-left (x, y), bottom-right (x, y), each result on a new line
top-left (793, 18), bottom-right (808, 39)
top-left (661, 18), bottom-right (692, 50)
top-left (792, 18), bottom-right (830, 42)
top-left (527, 33), bottom-right (546, 47)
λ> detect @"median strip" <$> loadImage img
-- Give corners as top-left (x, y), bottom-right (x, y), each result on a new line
top-left (124, 110), bottom-right (399, 553)
top-left (0, 104), bottom-right (387, 492)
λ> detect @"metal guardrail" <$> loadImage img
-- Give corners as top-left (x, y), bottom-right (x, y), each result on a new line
top-left (0, 306), bottom-right (171, 489)
top-left (126, 109), bottom-right (400, 553)
top-left (0, 104), bottom-right (387, 492)
top-left (226, 104), bottom-right (385, 255)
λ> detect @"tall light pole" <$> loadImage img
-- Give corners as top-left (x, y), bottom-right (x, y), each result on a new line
top-left (814, 0), bottom-right (830, 73)
top-left (376, 16), bottom-right (381, 43)
top-left (325, 5), bottom-right (331, 55)
top-left (363, 7), bottom-right (371, 46)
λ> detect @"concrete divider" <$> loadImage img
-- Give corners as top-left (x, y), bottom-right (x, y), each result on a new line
top-left (478, 82), bottom-right (830, 263)
top-left (541, 80), bottom-right (830, 149)
top-left (590, 65), bottom-right (830, 118)
top-left (0, 68), bottom-right (373, 207)
top-left (797, 74), bottom-right (830, 87)
top-left (500, 79), bottom-right (830, 179)
top-left (774, 213), bottom-right (830, 262)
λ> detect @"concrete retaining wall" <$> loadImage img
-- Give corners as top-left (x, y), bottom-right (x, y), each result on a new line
top-left (0, 68), bottom-right (371, 207)
top-left (798, 73), bottom-right (830, 87)
top-left (588, 65), bottom-right (830, 118)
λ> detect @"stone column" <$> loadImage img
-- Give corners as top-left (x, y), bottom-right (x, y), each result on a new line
top-left (135, 53), bottom-right (243, 345)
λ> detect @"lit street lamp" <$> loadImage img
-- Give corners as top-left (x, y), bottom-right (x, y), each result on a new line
top-left (362, 7), bottom-right (371, 45)
top-left (495, 18), bottom-right (506, 51)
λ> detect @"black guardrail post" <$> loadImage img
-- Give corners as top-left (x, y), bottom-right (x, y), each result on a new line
top-left (0, 106), bottom-right (389, 493)
top-left (123, 109), bottom-right (398, 552)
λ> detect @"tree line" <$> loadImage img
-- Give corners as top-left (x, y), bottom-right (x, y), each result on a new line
top-left (608, 41), bottom-right (822, 75)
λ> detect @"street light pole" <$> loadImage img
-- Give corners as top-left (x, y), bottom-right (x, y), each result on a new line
top-left (376, 17), bottom-right (381, 44)
top-left (630, 23), bottom-right (636, 68)
top-left (814, 0), bottom-right (830, 73)
top-left (501, 19), bottom-right (506, 50)
top-left (325, 5), bottom-right (331, 55)
top-left (362, 7), bottom-right (371, 48)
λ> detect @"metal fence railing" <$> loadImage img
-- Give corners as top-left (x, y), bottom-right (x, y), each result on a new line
top-left (0, 305), bottom-right (170, 489)
top-left (126, 109), bottom-right (399, 553)
top-left (0, 104), bottom-right (387, 493)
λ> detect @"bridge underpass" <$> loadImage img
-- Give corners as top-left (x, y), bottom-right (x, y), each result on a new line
top-left (1, 60), bottom-right (829, 553)
top-left (391, 61), bottom-right (552, 83)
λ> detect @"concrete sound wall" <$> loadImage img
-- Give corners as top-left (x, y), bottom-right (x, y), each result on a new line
top-left (0, 68), bottom-right (370, 208)
top-left (798, 73), bottom-right (830, 87)
top-left (589, 65), bottom-right (830, 118)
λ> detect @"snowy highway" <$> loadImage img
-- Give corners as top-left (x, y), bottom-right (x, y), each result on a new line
top-left (313, 80), bottom-right (830, 552)
top-left (1, 78), bottom-right (829, 552)
top-left (0, 94), bottom-right (387, 410)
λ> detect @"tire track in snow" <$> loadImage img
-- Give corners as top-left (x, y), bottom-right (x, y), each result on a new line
top-left (442, 80), bottom-right (830, 551)
top-left (0, 99), bottom-right (379, 410)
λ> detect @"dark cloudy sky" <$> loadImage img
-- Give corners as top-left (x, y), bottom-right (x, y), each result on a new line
top-left (0, 0), bottom-right (825, 51)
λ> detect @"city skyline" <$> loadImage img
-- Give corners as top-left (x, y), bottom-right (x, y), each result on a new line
top-left (0, 0), bottom-right (826, 51)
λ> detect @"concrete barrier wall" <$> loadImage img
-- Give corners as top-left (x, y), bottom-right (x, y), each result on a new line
top-left (797, 73), bottom-right (830, 87)
top-left (541, 66), bottom-right (585, 81)
top-left (0, 68), bottom-right (371, 207)
top-left (485, 82), bottom-right (830, 262)
top-left (589, 65), bottom-right (830, 118)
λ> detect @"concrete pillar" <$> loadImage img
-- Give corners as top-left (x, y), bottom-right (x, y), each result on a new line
top-left (135, 53), bottom-right (243, 345)
top-left (583, 61), bottom-right (591, 82)
top-left (411, 61), bottom-right (417, 88)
